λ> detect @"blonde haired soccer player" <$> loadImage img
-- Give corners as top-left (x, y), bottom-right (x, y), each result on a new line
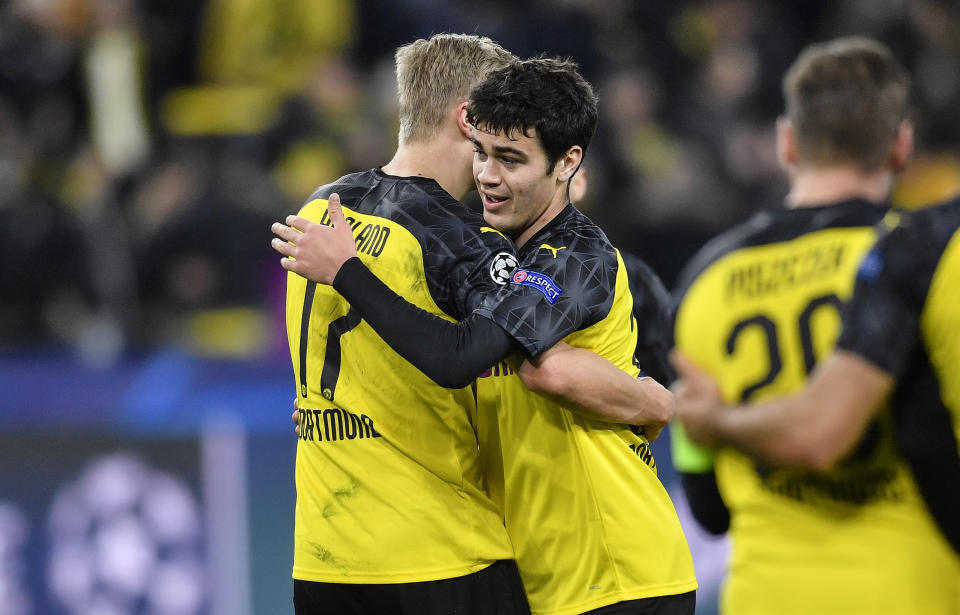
top-left (278, 34), bottom-right (529, 614)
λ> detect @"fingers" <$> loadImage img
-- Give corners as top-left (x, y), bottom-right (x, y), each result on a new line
top-left (293, 398), bottom-right (301, 436)
top-left (645, 424), bottom-right (664, 442)
top-left (669, 349), bottom-right (697, 380)
top-left (670, 350), bottom-right (717, 392)
top-left (271, 236), bottom-right (296, 258)
top-left (284, 215), bottom-right (312, 233)
top-left (271, 222), bottom-right (301, 243)
top-left (279, 257), bottom-right (301, 274)
top-left (326, 193), bottom-right (347, 228)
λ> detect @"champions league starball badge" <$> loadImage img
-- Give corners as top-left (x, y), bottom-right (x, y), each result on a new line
top-left (490, 252), bottom-right (519, 286)
top-left (47, 454), bottom-right (206, 615)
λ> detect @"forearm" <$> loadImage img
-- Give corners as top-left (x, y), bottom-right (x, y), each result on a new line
top-left (518, 342), bottom-right (675, 427)
top-left (332, 257), bottom-right (516, 388)
top-left (710, 395), bottom-right (827, 468)
top-left (712, 352), bottom-right (893, 470)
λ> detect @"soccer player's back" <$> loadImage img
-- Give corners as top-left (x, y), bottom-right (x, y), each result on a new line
top-left (671, 37), bottom-right (959, 614)
top-left (278, 34), bottom-right (530, 614)
top-left (288, 170), bottom-right (514, 582)
top-left (673, 202), bottom-right (956, 613)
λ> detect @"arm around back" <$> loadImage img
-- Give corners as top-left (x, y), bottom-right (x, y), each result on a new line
top-left (518, 342), bottom-right (675, 432)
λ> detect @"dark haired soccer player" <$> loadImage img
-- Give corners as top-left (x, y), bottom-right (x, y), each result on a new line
top-left (277, 57), bottom-right (697, 615)
top-left (670, 36), bottom-right (959, 613)
top-left (275, 35), bottom-right (685, 615)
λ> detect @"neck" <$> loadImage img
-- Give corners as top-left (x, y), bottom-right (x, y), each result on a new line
top-left (514, 191), bottom-right (569, 249)
top-left (382, 132), bottom-right (474, 200)
top-left (786, 165), bottom-right (893, 208)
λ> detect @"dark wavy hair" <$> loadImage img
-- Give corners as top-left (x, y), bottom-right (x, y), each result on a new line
top-left (467, 56), bottom-right (599, 174)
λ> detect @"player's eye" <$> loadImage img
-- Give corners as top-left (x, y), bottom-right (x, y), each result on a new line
top-left (474, 149), bottom-right (488, 161)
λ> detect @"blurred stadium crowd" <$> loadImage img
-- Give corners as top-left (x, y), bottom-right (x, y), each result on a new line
top-left (3, 0), bottom-right (960, 368)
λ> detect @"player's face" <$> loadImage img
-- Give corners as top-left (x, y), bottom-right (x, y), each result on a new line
top-left (471, 126), bottom-right (571, 248)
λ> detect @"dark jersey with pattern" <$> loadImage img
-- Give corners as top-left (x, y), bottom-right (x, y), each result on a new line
top-left (305, 169), bottom-right (517, 317)
top-left (837, 195), bottom-right (960, 555)
top-left (286, 168), bottom-right (516, 584)
top-left (673, 199), bottom-right (960, 614)
top-left (476, 204), bottom-right (619, 357)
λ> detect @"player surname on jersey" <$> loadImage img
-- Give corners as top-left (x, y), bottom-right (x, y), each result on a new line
top-left (317, 206), bottom-right (392, 257)
top-left (726, 239), bottom-right (847, 301)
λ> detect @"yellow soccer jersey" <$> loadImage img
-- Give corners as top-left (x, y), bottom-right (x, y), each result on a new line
top-left (673, 200), bottom-right (959, 614)
top-left (286, 169), bottom-right (516, 583)
top-left (838, 195), bottom-right (960, 563)
top-left (475, 205), bottom-right (697, 615)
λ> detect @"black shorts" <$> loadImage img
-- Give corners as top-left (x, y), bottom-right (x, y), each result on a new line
top-left (293, 559), bottom-right (530, 615)
top-left (582, 590), bottom-right (696, 615)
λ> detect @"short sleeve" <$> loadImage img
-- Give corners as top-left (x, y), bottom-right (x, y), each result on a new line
top-left (836, 226), bottom-right (921, 379)
top-left (475, 241), bottom-right (618, 357)
top-left (430, 221), bottom-right (519, 319)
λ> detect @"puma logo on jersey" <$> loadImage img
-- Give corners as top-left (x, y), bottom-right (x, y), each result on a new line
top-left (539, 243), bottom-right (566, 258)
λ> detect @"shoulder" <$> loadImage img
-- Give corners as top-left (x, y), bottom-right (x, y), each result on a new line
top-left (673, 209), bottom-right (780, 300)
top-left (513, 209), bottom-right (620, 307)
top-left (529, 206), bottom-right (617, 268)
top-left (899, 196), bottom-right (960, 254)
top-left (303, 170), bottom-right (379, 205)
top-left (863, 199), bottom-right (960, 302)
top-left (673, 201), bottom-right (887, 300)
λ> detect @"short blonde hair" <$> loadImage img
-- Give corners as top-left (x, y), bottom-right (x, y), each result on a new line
top-left (395, 34), bottom-right (515, 144)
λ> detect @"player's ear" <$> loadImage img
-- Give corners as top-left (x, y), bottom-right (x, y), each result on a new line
top-left (456, 101), bottom-right (472, 140)
top-left (776, 116), bottom-right (798, 172)
top-left (889, 119), bottom-right (913, 172)
top-left (556, 146), bottom-right (583, 182)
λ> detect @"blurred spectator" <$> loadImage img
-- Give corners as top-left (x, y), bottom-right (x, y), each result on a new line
top-left (3, 0), bottom-right (960, 363)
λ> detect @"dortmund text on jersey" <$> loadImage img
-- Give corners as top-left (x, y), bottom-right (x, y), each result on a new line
top-left (286, 170), bottom-right (516, 583)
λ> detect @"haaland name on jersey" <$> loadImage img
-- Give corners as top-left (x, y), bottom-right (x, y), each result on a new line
top-left (316, 201), bottom-right (392, 257)
top-left (297, 406), bottom-right (382, 443)
top-left (511, 268), bottom-right (563, 303)
top-left (726, 239), bottom-right (846, 301)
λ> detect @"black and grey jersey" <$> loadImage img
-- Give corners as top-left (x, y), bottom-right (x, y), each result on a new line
top-left (476, 204), bottom-right (626, 358)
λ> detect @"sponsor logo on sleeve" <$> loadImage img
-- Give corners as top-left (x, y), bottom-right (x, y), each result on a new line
top-left (510, 268), bottom-right (563, 304)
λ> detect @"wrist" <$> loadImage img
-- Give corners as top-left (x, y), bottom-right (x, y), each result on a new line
top-left (703, 405), bottom-right (736, 448)
top-left (332, 256), bottom-right (365, 291)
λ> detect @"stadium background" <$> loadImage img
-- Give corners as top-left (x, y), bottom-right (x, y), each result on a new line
top-left (2, 0), bottom-right (959, 613)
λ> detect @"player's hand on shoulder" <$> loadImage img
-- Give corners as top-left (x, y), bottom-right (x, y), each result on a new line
top-left (271, 192), bottom-right (358, 285)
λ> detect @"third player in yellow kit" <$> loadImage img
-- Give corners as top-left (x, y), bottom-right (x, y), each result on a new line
top-left (671, 37), bottom-right (959, 614)
top-left (280, 57), bottom-right (698, 615)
